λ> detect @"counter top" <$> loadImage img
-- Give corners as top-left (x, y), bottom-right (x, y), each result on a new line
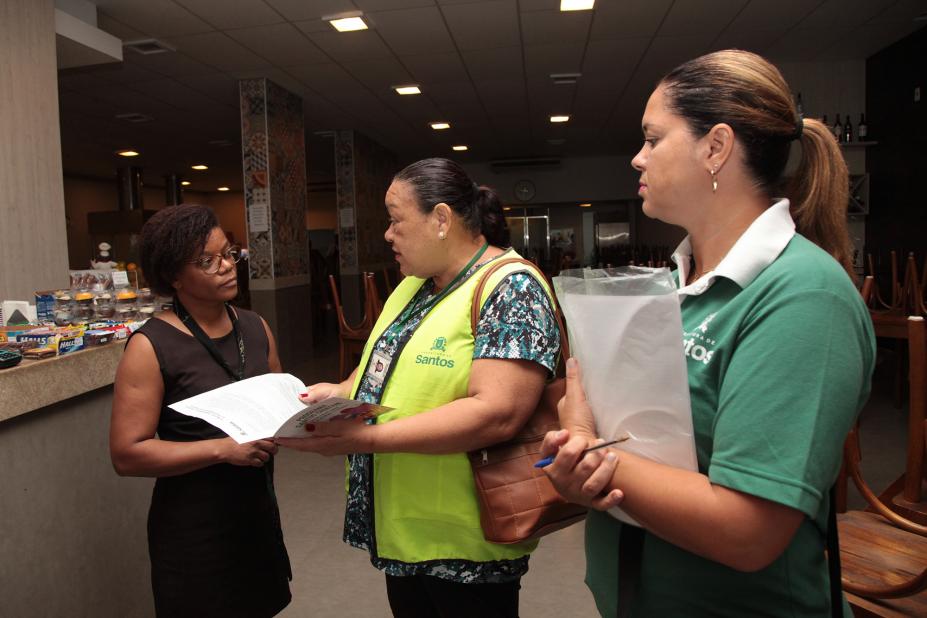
top-left (0, 342), bottom-right (126, 422)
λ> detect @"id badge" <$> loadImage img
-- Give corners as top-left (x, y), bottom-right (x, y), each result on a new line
top-left (365, 350), bottom-right (392, 388)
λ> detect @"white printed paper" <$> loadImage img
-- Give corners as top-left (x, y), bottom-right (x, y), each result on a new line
top-left (169, 373), bottom-right (390, 443)
top-left (249, 202), bottom-right (270, 233)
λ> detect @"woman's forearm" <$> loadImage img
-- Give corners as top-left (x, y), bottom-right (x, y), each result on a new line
top-left (112, 437), bottom-right (228, 478)
top-left (604, 451), bottom-right (803, 571)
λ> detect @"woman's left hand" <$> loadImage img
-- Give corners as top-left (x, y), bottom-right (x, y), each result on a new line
top-left (541, 429), bottom-right (624, 511)
top-left (275, 418), bottom-right (375, 456)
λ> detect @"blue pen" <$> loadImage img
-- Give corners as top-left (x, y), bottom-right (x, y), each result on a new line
top-left (534, 436), bottom-right (627, 469)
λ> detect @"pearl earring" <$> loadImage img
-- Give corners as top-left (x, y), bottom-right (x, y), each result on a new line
top-left (438, 231), bottom-right (446, 240)
top-left (710, 168), bottom-right (718, 193)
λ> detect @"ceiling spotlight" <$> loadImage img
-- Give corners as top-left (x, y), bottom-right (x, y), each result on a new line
top-left (326, 13), bottom-right (368, 32)
top-left (561, 0), bottom-right (595, 11)
top-left (430, 122), bottom-right (451, 130)
top-left (579, 203), bottom-right (592, 208)
top-left (181, 181), bottom-right (191, 186)
top-left (550, 115), bottom-right (570, 123)
top-left (217, 186), bottom-right (229, 192)
top-left (452, 145), bottom-right (468, 151)
top-left (116, 150), bottom-right (139, 157)
top-left (393, 85), bottom-right (421, 95)
top-left (191, 164), bottom-right (208, 170)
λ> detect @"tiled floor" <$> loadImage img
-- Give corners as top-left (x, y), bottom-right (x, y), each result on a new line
top-left (274, 324), bottom-right (910, 617)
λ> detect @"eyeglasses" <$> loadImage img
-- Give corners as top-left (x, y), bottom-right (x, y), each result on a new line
top-left (189, 245), bottom-right (242, 274)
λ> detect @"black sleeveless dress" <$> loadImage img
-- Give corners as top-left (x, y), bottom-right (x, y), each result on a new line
top-left (134, 310), bottom-right (291, 618)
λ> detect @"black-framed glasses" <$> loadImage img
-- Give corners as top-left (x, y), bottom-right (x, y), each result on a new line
top-left (189, 245), bottom-right (242, 274)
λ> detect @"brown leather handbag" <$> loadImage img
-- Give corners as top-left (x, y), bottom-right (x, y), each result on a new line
top-left (467, 257), bottom-right (586, 544)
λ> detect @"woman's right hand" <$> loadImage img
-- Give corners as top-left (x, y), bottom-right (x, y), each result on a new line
top-left (298, 381), bottom-right (349, 405)
top-left (219, 438), bottom-right (278, 467)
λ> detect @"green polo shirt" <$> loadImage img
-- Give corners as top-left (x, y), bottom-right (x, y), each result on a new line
top-left (585, 201), bottom-right (875, 617)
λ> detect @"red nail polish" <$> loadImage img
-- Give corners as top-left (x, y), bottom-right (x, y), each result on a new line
top-left (305, 423), bottom-right (316, 432)
top-left (299, 392), bottom-right (309, 398)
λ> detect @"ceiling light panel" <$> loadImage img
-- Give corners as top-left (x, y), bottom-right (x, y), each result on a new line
top-left (430, 122), bottom-right (451, 130)
top-left (393, 85), bottom-right (421, 95)
top-left (561, 0), bottom-right (595, 11)
top-left (328, 16), bottom-right (368, 33)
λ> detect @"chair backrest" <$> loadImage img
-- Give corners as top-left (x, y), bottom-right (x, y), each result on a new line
top-left (905, 316), bottom-right (926, 504)
top-left (364, 272), bottom-right (383, 323)
top-left (328, 274), bottom-right (372, 337)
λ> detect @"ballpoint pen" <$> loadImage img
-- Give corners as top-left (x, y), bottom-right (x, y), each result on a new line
top-left (533, 435), bottom-right (630, 468)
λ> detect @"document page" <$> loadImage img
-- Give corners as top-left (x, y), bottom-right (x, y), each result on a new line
top-left (168, 373), bottom-right (390, 443)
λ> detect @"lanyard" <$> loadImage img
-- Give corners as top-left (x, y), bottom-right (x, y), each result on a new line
top-left (173, 297), bottom-right (246, 382)
top-left (388, 243), bottom-right (489, 339)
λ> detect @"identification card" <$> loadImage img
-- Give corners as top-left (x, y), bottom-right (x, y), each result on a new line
top-left (365, 350), bottom-right (392, 388)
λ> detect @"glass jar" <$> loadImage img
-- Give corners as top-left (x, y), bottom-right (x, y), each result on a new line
top-left (94, 293), bottom-right (115, 320)
top-left (53, 292), bottom-right (74, 326)
top-left (73, 292), bottom-right (95, 324)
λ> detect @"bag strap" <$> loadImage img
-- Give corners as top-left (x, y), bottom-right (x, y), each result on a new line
top-left (469, 257), bottom-right (570, 363)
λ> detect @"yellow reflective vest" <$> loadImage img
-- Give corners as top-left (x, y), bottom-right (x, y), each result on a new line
top-left (350, 253), bottom-right (551, 563)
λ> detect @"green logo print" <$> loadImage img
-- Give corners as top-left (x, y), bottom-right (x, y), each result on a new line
top-left (431, 337), bottom-right (447, 352)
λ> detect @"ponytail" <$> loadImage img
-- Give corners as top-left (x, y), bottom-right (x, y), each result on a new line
top-left (787, 118), bottom-right (856, 281)
top-left (660, 50), bottom-right (857, 282)
top-left (394, 157), bottom-right (510, 248)
top-left (475, 185), bottom-right (510, 247)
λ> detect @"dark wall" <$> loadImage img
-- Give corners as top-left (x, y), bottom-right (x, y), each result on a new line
top-left (865, 26), bottom-right (927, 275)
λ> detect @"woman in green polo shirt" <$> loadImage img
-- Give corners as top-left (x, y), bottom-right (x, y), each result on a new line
top-left (540, 50), bottom-right (875, 617)
top-left (278, 158), bottom-right (561, 617)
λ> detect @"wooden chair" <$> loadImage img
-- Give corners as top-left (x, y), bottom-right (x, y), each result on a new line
top-left (328, 274), bottom-right (373, 381)
top-left (382, 266), bottom-right (402, 295)
top-left (364, 272), bottom-right (383, 323)
top-left (874, 316), bottom-right (927, 525)
top-left (838, 327), bottom-right (927, 614)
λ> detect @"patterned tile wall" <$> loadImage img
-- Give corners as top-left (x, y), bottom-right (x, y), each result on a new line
top-left (240, 78), bottom-right (308, 280)
top-left (334, 130), bottom-right (398, 276)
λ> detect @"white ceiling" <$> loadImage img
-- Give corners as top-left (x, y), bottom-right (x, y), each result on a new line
top-left (57, 0), bottom-right (927, 191)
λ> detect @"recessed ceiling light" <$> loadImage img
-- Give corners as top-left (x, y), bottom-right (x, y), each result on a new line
top-left (550, 115), bottom-right (570, 123)
top-left (393, 85), bottom-right (421, 95)
top-left (430, 122), bottom-right (451, 130)
top-left (452, 145), bottom-right (468, 151)
top-left (561, 0), bottom-right (595, 11)
top-left (181, 181), bottom-right (191, 186)
top-left (217, 186), bottom-right (229, 192)
top-left (327, 15), bottom-right (368, 32)
top-left (116, 150), bottom-right (139, 157)
top-left (551, 72), bottom-right (582, 85)
top-left (191, 164), bottom-right (208, 170)
top-left (503, 207), bottom-right (512, 211)
top-left (579, 203), bottom-right (592, 208)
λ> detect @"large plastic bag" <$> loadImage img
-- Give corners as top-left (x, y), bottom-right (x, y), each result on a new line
top-left (554, 266), bottom-right (696, 524)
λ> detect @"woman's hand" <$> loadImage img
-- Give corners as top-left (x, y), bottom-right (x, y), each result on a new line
top-left (219, 438), bottom-right (278, 467)
top-left (556, 358), bottom-right (599, 440)
top-left (540, 429), bottom-right (624, 511)
top-left (276, 418), bottom-right (375, 457)
top-left (299, 381), bottom-right (349, 405)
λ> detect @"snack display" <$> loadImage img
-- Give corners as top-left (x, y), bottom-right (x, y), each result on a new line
top-left (5, 268), bottom-right (163, 365)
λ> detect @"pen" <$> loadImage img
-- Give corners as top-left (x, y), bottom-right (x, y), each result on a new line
top-left (533, 435), bottom-right (629, 469)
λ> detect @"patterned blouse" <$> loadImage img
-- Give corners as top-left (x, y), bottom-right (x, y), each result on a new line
top-left (344, 254), bottom-right (561, 583)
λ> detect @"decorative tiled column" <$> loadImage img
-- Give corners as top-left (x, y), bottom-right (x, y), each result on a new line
top-left (240, 78), bottom-right (311, 368)
top-left (334, 130), bottom-right (398, 322)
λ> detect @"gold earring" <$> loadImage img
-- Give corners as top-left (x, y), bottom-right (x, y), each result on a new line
top-left (710, 169), bottom-right (718, 193)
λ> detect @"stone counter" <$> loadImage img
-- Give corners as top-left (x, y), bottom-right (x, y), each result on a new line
top-left (0, 341), bottom-right (126, 421)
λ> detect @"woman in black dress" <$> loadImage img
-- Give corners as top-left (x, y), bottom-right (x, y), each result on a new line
top-left (110, 204), bottom-right (291, 617)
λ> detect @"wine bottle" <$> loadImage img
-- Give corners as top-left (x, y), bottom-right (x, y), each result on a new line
top-left (832, 114), bottom-right (843, 141)
top-left (843, 114), bottom-right (853, 142)
top-left (796, 92), bottom-right (804, 119)
top-left (858, 113), bottom-right (868, 140)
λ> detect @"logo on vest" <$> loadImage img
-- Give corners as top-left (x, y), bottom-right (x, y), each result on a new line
top-left (416, 336), bottom-right (455, 368)
top-left (430, 337), bottom-right (447, 352)
top-left (683, 312), bottom-right (717, 365)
